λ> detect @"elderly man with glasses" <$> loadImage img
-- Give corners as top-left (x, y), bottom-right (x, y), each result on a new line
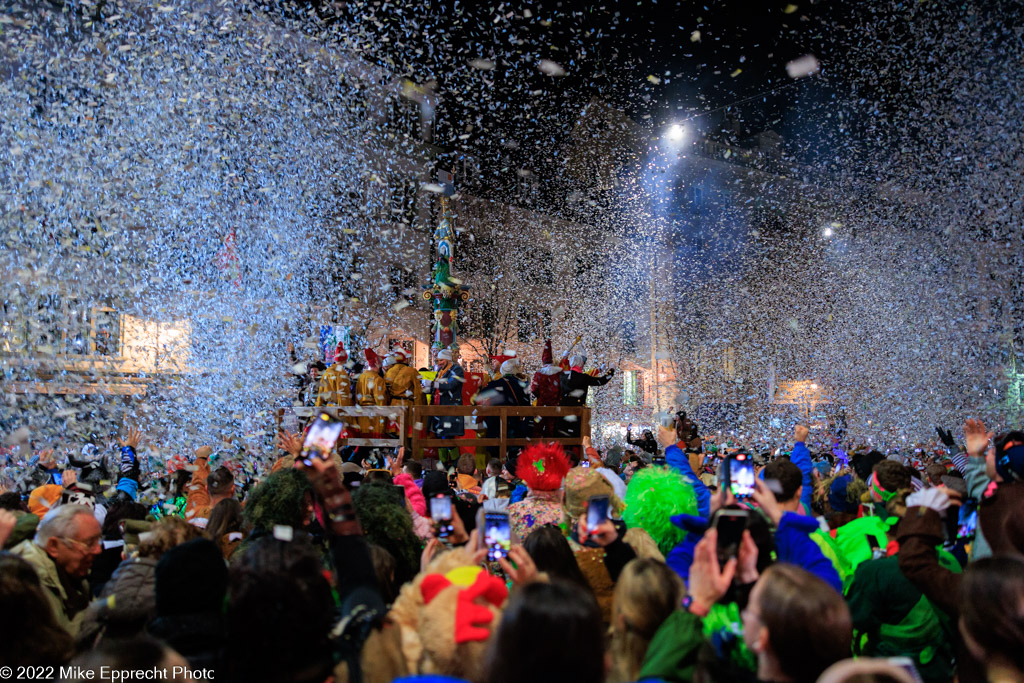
top-left (11, 503), bottom-right (102, 636)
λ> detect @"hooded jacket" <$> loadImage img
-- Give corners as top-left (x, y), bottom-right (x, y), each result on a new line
top-left (636, 609), bottom-right (704, 682)
top-left (11, 539), bottom-right (90, 636)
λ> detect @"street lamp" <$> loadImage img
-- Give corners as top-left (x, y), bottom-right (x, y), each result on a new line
top-left (667, 124), bottom-right (684, 141)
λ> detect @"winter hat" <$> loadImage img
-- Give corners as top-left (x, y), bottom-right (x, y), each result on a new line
top-left (500, 358), bottom-right (520, 376)
top-left (422, 471), bottom-right (453, 501)
top-left (155, 538), bottom-right (228, 616)
top-left (541, 340), bottom-right (553, 365)
top-left (364, 348), bottom-right (381, 370)
top-left (852, 450), bottom-right (885, 481)
top-left (28, 484), bottom-right (63, 516)
top-left (828, 475), bottom-right (859, 514)
top-left (334, 343), bottom-right (348, 365)
top-left (516, 443), bottom-right (572, 492)
top-left (995, 437), bottom-right (1024, 482)
top-left (488, 350), bottom-right (517, 366)
top-left (437, 349), bottom-right (453, 362)
top-left (562, 466), bottom-right (623, 524)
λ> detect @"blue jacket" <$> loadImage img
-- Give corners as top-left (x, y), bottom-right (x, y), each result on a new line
top-left (666, 444), bottom-right (711, 518)
top-left (775, 511), bottom-right (843, 593)
top-left (790, 441), bottom-right (814, 511)
top-left (665, 511), bottom-right (842, 593)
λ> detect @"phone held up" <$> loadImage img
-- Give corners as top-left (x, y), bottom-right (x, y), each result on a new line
top-left (721, 452), bottom-right (755, 499)
top-left (481, 511), bottom-right (511, 562)
top-left (301, 413), bottom-right (345, 466)
top-left (430, 494), bottom-right (454, 541)
top-left (715, 508), bottom-right (749, 565)
top-left (583, 494), bottom-right (611, 544)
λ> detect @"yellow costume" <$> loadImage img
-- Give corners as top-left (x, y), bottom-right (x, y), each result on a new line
top-left (315, 362), bottom-right (354, 429)
top-left (354, 369), bottom-right (388, 435)
top-left (385, 362), bottom-right (425, 407)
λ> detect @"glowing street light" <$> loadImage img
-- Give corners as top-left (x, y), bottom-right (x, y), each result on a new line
top-left (822, 227), bottom-right (833, 238)
top-left (666, 124), bottom-right (684, 141)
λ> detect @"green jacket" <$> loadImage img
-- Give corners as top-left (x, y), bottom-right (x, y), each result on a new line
top-left (833, 515), bottom-right (894, 575)
top-left (10, 539), bottom-right (89, 637)
top-left (847, 554), bottom-right (959, 683)
top-left (638, 609), bottom-right (704, 682)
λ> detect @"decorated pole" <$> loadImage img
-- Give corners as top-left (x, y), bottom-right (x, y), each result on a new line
top-left (423, 173), bottom-right (469, 358)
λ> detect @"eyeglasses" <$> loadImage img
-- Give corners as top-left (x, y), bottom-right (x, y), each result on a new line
top-left (61, 535), bottom-right (101, 552)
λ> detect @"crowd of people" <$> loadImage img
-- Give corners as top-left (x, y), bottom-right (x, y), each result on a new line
top-left (2, 350), bottom-right (1024, 683)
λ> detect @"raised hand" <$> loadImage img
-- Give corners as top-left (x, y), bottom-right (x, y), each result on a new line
top-left (963, 418), bottom-right (994, 458)
top-left (276, 429), bottom-right (303, 457)
top-left (118, 427), bottom-right (144, 450)
top-left (499, 545), bottom-right (539, 586)
top-left (794, 424), bottom-right (809, 444)
top-left (688, 529), bottom-right (737, 617)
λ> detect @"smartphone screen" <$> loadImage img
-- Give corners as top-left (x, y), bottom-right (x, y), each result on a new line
top-left (715, 509), bottom-right (749, 563)
top-left (301, 413), bottom-right (344, 466)
top-left (484, 512), bottom-right (511, 562)
top-left (728, 454), bottom-right (755, 499)
top-left (957, 498), bottom-right (979, 540)
top-left (587, 494), bottom-right (611, 533)
top-left (652, 454), bottom-right (666, 466)
top-left (430, 495), bottom-right (453, 540)
top-left (581, 460), bottom-right (591, 468)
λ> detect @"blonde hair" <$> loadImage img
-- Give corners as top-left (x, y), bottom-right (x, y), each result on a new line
top-left (609, 559), bottom-right (683, 683)
top-left (138, 517), bottom-right (202, 559)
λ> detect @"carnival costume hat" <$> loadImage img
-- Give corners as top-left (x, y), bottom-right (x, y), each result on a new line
top-left (562, 466), bottom-right (624, 524)
top-left (364, 348), bottom-right (382, 369)
top-left (392, 347), bottom-right (410, 363)
top-left (383, 353), bottom-right (397, 369)
top-left (334, 342), bottom-right (348, 365)
top-left (995, 432), bottom-right (1024, 482)
top-left (488, 349), bottom-right (517, 366)
top-left (437, 349), bottom-right (453, 362)
top-left (515, 442), bottom-right (572, 492)
top-left (623, 466), bottom-right (698, 555)
top-left (541, 340), bottom-right (553, 365)
top-left (499, 358), bottom-right (520, 376)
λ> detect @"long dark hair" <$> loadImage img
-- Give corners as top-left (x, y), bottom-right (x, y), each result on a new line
top-left (0, 552), bottom-right (74, 666)
top-left (206, 498), bottom-right (244, 543)
top-left (960, 556), bottom-right (1024, 673)
top-left (484, 580), bottom-right (605, 683)
top-left (522, 525), bottom-right (591, 594)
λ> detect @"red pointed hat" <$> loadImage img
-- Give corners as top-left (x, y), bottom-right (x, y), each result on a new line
top-left (516, 442), bottom-right (572, 491)
top-left (364, 348), bottom-right (381, 368)
top-left (541, 339), bottom-right (553, 365)
top-left (488, 349), bottom-right (517, 365)
top-left (334, 343), bottom-right (348, 364)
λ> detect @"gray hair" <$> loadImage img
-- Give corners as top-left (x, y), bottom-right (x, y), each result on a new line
top-left (34, 504), bottom-right (95, 546)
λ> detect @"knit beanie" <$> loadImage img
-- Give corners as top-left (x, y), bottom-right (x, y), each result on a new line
top-left (155, 538), bottom-right (228, 616)
top-left (562, 467), bottom-right (623, 525)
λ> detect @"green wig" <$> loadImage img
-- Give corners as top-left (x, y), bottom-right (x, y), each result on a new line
top-left (623, 466), bottom-right (698, 555)
top-left (243, 469), bottom-right (313, 533)
top-left (351, 482), bottom-right (421, 586)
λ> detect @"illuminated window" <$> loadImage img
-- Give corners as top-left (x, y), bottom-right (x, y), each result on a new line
top-left (623, 370), bottom-right (642, 406)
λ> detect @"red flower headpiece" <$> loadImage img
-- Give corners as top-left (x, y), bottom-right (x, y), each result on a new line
top-left (516, 442), bottom-right (572, 491)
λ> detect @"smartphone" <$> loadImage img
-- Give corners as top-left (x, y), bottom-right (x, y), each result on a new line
top-left (886, 657), bottom-right (924, 683)
top-left (581, 460), bottom-right (591, 468)
top-left (483, 511), bottom-right (511, 562)
top-left (301, 413), bottom-right (345, 466)
top-left (715, 509), bottom-right (749, 564)
top-left (652, 454), bottom-right (666, 466)
top-left (957, 498), bottom-right (979, 540)
top-left (430, 494), bottom-right (454, 540)
top-left (587, 494), bottom-right (611, 533)
top-left (726, 453), bottom-right (755, 499)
